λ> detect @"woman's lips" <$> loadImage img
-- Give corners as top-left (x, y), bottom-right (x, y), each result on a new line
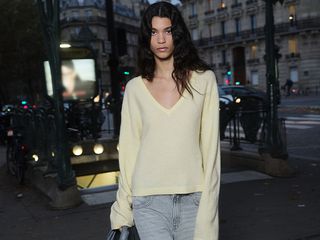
top-left (157, 47), bottom-right (168, 52)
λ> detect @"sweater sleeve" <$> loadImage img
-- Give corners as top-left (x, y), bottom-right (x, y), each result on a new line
top-left (110, 81), bottom-right (141, 230)
top-left (194, 71), bottom-right (221, 240)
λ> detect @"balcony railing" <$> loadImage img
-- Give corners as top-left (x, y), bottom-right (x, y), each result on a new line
top-left (247, 58), bottom-right (260, 64)
top-left (204, 9), bottom-right (215, 15)
top-left (193, 17), bottom-right (320, 48)
top-left (285, 53), bottom-right (300, 59)
top-left (188, 14), bottom-right (198, 19)
top-left (246, 0), bottom-right (258, 5)
top-left (60, 16), bottom-right (106, 26)
top-left (217, 7), bottom-right (228, 13)
top-left (231, 2), bottom-right (242, 9)
top-left (218, 62), bottom-right (230, 68)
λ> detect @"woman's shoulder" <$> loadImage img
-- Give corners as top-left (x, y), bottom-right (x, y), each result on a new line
top-left (124, 75), bottom-right (142, 93)
top-left (192, 69), bottom-right (216, 81)
top-left (191, 69), bottom-right (217, 89)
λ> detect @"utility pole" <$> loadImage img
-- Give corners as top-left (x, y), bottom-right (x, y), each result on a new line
top-left (37, 0), bottom-right (76, 189)
top-left (106, 0), bottom-right (121, 137)
top-left (261, 0), bottom-right (288, 159)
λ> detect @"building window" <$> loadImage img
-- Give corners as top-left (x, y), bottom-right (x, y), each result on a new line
top-left (189, 2), bottom-right (197, 17)
top-left (288, 4), bottom-right (297, 26)
top-left (250, 44), bottom-right (257, 59)
top-left (251, 70), bottom-right (259, 85)
top-left (72, 10), bottom-right (78, 19)
top-left (222, 49), bottom-right (226, 65)
top-left (192, 28), bottom-right (199, 40)
top-left (219, 0), bottom-right (226, 8)
top-left (221, 21), bottom-right (225, 38)
top-left (288, 36), bottom-right (298, 54)
top-left (235, 18), bottom-right (241, 36)
top-left (250, 15), bottom-right (256, 33)
top-left (290, 67), bottom-right (298, 82)
top-left (208, 23), bottom-right (214, 38)
top-left (85, 10), bottom-right (92, 19)
top-left (210, 51), bottom-right (214, 65)
top-left (207, 0), bottom-right (214, 10)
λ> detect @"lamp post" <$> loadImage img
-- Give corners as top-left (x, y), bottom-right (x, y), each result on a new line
top-left (105, 0), bottom-right (121, 137)
top-left (37, 0), bottom-right (76, 189)
top-left (261, 0), bottom-right (288, 159)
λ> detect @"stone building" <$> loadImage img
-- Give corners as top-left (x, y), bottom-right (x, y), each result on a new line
top-left (180, 0), bottom-right (320, 94)
top-left (59, 0), bottom-right (149, 91)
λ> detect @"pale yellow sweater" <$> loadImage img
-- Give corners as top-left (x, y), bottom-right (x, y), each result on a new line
top-left (110, 70), bottom-right (221, 240)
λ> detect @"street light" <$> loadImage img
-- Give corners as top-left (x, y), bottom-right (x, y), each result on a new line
top-left (105, 0), bottom-right (121, 137)
top-left (37, 0), bottom-right (76, 190)
top-left (260, 0), bottom-right (288, 159)
top-left (60, 43), bottom-right (71, 48)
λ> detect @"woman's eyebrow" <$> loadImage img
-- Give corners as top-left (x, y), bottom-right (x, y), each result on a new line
top-left (151, 26), bottom-right (172, 31)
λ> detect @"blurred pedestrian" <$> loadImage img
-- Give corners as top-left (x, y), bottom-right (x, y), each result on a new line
top-left (109, 2), bottom-right (221, 240)
top-left (284, 78), bottom-right (293, 96)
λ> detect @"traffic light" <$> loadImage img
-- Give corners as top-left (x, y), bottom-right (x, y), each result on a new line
top-left (21, 100), bottom-right (27, 105)
top-left (118, 67), bottom-right (134, 96)
top-left (227, 70), bottom-right (231, 76)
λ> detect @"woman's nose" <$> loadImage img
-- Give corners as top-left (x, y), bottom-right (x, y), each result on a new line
top-left (157, 33), bottom-right (166, 43)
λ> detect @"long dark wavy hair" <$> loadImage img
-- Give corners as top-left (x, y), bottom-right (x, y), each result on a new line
top-left (137, 1), bottom-right (211, 98)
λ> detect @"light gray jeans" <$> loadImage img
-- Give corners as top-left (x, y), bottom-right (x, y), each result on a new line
top-left (132, 191), bottom-right (202, 240)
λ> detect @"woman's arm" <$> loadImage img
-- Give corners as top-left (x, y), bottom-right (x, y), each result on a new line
top-left (110, 81), bottom-right (141, 230)
top-left (194, 70), bottom-right (221, 240)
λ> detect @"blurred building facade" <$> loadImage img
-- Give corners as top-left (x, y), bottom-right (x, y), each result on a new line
top-left (59, 0), bottom-right (148, 91)
top-left (180, 0), bottom-right (320, 94)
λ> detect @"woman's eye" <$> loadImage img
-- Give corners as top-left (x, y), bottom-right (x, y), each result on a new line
top-left (166, 29), bottom-right (172, 34)
top-left (151, 31), bottom-right (156, 36)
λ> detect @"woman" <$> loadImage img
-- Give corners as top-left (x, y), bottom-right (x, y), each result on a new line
top-left (61, 60), bottom-right (80, 99)
top-left (110, 2), bottom-right (221, 240)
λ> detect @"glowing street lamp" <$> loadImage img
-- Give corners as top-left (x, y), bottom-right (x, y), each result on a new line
top-left (60, 43), bottom-right (71, 48)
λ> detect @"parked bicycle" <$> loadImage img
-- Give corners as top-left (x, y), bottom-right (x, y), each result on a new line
top-left (6, 127), bottom-right (28, 184)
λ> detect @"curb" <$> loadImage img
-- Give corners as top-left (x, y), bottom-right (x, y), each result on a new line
top-left (221, 147), bottom-right (296, 177)
top-left (26, 166), bottom-right (83, 209)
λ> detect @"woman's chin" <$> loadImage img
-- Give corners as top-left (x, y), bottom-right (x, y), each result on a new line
top-left (154, 52), bottom-right (173, 61)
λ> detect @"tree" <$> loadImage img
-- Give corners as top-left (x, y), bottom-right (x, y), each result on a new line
top-left (0, 0), bottom-right (45, 104)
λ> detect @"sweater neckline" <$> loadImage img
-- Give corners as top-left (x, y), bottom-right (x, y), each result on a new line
top-left (139, 71), bottom-right (194, 114)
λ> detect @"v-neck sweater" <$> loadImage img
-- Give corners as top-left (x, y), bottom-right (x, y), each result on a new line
top-left (110, 70), bottom-right (221, 240)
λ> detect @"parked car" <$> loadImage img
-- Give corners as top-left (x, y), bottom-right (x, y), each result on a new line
top-left (220, 85), bottom-right (267, 103)
top-left (218, 87), bottom-right (234, 139)
top-left (219, 85), bottom-right (268, 143)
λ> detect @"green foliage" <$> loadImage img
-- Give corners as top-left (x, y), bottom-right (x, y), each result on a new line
top-left (0, 0), bottom-right (45, 104)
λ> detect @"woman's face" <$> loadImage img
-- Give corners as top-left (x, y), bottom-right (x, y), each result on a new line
top-left (150, 16), bottom-right (174, 60)
top-left (62, 65), bottom-right (76, 94)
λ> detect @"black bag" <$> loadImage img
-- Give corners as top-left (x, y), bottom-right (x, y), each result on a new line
top-left (106, 226), bottom-right (140, 240)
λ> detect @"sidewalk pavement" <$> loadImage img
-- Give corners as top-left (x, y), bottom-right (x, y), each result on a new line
top-left (1, 145), bottom-right (320, 240)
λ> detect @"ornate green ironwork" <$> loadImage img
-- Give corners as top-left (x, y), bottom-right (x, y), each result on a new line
top-left (261, 0), bottom-right (288, 159)
top-left (37, 0), bottom-right (76, 189)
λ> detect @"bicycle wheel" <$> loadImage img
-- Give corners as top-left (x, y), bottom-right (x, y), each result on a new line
top-left (15, 146), bottom-right (25, 184)
top-left (6, 140), bottom-right (16, 176)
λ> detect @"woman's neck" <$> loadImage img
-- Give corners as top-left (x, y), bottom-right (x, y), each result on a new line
top-left (154, 56), bottom-right (174, 80)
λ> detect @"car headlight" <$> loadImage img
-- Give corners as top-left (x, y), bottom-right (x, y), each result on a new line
top-left (93, 143), bottom-right (104, 155)
top-left (235, 97), bottom-right (241, 104)
top-left (32, 154), bottom-right (39, 162)
top-left (72, 145), bottom-right (83, 156)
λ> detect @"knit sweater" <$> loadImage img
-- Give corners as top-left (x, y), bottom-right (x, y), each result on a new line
top-left (110, 69), bottom-right (221, 240)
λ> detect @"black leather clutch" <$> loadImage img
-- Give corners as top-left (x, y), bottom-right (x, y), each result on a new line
top-left (106, 226), bottom-right (140, 240)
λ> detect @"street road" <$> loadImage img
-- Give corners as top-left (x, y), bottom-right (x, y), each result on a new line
top-left (280, 112), bottom-right (320, 161)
